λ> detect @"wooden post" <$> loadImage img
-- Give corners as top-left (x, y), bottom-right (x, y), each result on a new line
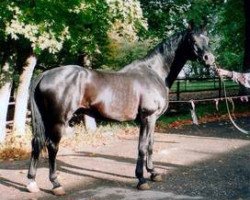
top-left (219, 78), bottom-right (222, 98)
top-left (176, 80), bottom-right (180, 101)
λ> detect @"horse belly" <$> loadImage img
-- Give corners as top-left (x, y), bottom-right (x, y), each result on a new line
top-left (92, 88), bottom-right (140, 121)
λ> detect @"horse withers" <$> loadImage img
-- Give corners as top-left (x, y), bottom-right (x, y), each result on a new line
top-left (27, 23), bottom-right (215, 195)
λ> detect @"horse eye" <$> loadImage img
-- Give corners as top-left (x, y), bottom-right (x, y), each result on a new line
top-left (193, 40), bottom-right (198, 45)
top-left (188, 38), bottom-right (196, 44)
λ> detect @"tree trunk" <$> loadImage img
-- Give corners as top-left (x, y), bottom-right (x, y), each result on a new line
top-left (13, 55), bottom-right (37, 136)
top-left (0, 62), bottom-right (12, 143)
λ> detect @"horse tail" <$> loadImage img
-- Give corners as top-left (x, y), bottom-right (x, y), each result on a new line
top-left (29, 73), bottom-right (46, 151)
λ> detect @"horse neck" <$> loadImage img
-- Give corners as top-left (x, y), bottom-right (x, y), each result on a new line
top-left (165, 51), bottom-right (188, 88)
top-left (120, 32), bottom-right (189, 87)
top-left (145, 33), bottom-right (189, 87)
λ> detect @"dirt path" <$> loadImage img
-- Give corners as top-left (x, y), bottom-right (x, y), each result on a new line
top-left (0, 118), bottom-right (250, 200)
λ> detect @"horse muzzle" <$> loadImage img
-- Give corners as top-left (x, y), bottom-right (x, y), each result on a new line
top-left (202, 52), bottom-right (215, 67)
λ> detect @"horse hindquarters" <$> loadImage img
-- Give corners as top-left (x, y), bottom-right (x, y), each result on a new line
top-left (27, 78), bottom-right (66, 195)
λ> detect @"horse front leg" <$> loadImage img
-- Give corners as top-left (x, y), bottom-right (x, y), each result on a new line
top-left (136, 120), bottom-right (149, 190)
top-left (146, 129), bottom-right (163, 182)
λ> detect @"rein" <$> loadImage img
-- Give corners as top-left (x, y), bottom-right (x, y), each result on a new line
top-left (214, 63), bottom-right (250, 135)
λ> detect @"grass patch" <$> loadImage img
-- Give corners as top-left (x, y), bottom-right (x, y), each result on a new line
top-left (171, 79), bottom-right (239, 92)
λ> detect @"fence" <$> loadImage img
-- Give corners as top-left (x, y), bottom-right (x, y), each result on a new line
top-left (6, 101), bottom-right (31, 126)
top-left (170, 77), bottom-right (239, 101)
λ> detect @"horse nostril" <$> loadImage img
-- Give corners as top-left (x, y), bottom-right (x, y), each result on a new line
top-left (203, 55), bottom-right (208, 61)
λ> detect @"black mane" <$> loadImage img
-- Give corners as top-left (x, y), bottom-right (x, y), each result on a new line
top-left (145, 31), bottom-right (188, 61)
top-left (121, 30), bottom-right (190, 87)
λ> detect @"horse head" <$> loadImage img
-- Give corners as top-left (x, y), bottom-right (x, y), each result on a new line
top-left (185, 22), bottom-right (215, 67)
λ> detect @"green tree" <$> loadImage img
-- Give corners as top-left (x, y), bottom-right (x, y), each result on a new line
top-left (0, 0), bottom-right (147, 141)
top-left (140, 0), bottom-right (245, 72)
top-left (0, 0), bottom-right (111, 140)
top-left (215, 0), bottom-right (245, 71)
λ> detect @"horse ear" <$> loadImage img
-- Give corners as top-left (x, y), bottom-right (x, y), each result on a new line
top-left (187, 20), bottom-right (195, 31)
top-left (200, 24), bottom-right (208, 35)
top-left (201, 17), bottom-right (208, 35)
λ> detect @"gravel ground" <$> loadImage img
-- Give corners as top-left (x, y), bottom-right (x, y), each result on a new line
top-left (0, 117), bottom-right (250, 200)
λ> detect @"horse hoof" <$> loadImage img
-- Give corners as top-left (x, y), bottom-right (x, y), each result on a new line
top-left (52, 186), bottom-right (66, 196)
top-left (27, 181), bottom-right (40, 193)
top-left (150, 174), bottom-right (163, 182)
top-left (137, 182), bottom-right (150, 190)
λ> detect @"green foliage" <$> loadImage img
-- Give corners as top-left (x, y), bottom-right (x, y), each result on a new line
top-left (140, 0), bottom-right (245, 72)
top-left (0, 0), bottom-right (246, 75)
top-left (215, 0), bottom-right (245, 71)
top-left (0, 0), bottom-right (150, 71)
top-left (0, 0), bottom-right (111, 69)
top-left (102, 38), bottom-right (157, 70)
top-left (140, 0), bottom-right (191, 37)
top-left (102, 0), bottom-right (149, 70)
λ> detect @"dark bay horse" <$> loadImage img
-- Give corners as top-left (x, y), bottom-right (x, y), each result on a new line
top-left (27, 24), bottom-right (215, 195)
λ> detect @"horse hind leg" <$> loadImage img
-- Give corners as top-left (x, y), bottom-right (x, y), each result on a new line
top-left (27, 138), bottom-right (42, 193)
top-left (47, 123), bottom-right (66, 196)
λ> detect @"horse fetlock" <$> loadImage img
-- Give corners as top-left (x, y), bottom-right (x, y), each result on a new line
top-left (50, 177), bottom-right (61, 188)
top-left (27, 173), bottom-right (35, 180)
top-left (146, 163), bottom-right (155, 172)
top-left (26, 180), bottom-right (40, 193)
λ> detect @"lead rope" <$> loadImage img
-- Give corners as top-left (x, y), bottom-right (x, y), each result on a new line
top-left (214, 63), bottom-right (250, 135)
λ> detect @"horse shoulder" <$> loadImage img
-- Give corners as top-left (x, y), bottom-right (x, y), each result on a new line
top-left (138, 73), bottom-right (168, 117)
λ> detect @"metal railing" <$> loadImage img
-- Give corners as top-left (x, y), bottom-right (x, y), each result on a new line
top-left (170, 77), bottom-right (239, 101)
